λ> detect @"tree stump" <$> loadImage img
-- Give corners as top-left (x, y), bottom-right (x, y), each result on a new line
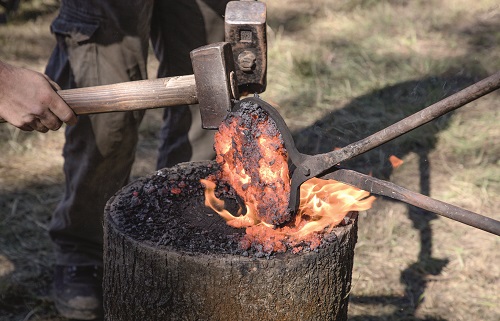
top-left (103, 161), bottom-right (358, 321)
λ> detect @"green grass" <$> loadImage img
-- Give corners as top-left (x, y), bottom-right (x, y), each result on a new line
top-left (265, 0), bottom-right (499, 120)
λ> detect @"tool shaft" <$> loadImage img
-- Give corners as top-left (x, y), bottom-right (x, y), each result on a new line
top-left (59, 75), bottom-right (197, 114)
top-left (331, 71), bottom-right (500, 167)
top-left (0, 75), bottom-right (197, 123)
top-left (325, 169), bottom-right (500, 236)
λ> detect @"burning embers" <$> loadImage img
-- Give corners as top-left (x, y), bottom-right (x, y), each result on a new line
top-left (202, 100), bottom-right (375, 255)
top-left (206, 100), bottom-right (291, 226)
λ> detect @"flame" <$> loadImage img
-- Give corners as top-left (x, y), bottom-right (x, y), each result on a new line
top-left (200, 178), bottom-right (267, 229)
top-left (201, 101), bottom-right (376, 254)
top-left (294, 178), bottom-right (376, 238)
top-left (202, 176), bottom-right (375, 253)
top-left (389, 155), bottom-right (404, 168)
top-left (213, 103), bottom-right (290, 226)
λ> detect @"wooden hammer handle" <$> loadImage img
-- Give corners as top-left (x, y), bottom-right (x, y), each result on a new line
top-left (0, 75), bottom-right (197, 123)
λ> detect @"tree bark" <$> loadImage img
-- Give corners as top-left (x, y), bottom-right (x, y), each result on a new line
top-left (103, 163), bottom-right (358, 321)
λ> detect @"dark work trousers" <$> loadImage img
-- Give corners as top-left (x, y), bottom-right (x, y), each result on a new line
top-left (45, 0), bottom-right (226, 266)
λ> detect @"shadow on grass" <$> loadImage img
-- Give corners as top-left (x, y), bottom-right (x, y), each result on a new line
top-left (272, 10), bottom-right (498, 318)
top-left (290, 72), bottom-right (488, 320)
top-left (0, 182), bottom-right (64, 320)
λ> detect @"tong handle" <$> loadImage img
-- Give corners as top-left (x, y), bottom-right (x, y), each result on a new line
top-left (324, 169), bottom-right (500, 236)
top-left (319, 71), bottom-right (500, 171)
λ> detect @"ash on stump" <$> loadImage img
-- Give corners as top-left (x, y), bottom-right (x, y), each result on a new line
top-left (104, 161), bottom-right (358, 321)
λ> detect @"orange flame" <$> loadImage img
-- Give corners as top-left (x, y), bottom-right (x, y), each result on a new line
top-left (294, 178), bottom-right (376, 238)
top-left (214, 105), bottom-right (290, 226)
top-left (201, 178), bottom-right (267, 229)
top-left (201, 176), bottom-right (375, 253)
top-left (389, 155), bottom-right (404, 168)
top-left (202, 102), bottom-right (376, 253)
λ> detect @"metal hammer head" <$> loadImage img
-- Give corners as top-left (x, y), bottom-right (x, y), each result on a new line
top-left (225, 1), bottom-right (267, 95)
top-left (190, 42), bottom-right (239, 129)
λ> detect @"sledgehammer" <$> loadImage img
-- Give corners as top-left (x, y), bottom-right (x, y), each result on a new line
top-left (0, 42), bottom-right (237, 129)
top-left (0, 1), bottom-right (268, 129)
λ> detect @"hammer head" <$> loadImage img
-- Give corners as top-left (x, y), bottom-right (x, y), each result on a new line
top-left (190, 1), bottom-right (268, 129)
top-left (190, 42), bottom-right (239, 129)
top-left (225, 1), bottom-right (267, 95)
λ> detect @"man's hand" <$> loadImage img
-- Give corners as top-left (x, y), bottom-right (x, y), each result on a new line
top-left (0, 61), bottom-right (77, 132)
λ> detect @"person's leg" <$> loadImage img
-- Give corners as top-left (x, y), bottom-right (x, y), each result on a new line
top-left (45, 1), bottom-right (153, 319)
top-left (151, 0), bottom-right (228, 169)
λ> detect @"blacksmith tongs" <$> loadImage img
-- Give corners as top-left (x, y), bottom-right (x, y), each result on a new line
top-left (242, 71), bottom-right (500, 236)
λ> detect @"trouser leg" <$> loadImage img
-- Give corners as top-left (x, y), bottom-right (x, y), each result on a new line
top-left (46, 1), bottom-right (154, 266)
top-left (152, 0), bottom-right (228, 169)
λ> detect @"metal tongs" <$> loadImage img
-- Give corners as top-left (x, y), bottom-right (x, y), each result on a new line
top-left (240, 71), bottom-right (500, 236)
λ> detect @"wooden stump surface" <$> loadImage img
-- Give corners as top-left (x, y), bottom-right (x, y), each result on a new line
top-left (103, 162), bottom-right (358, 321)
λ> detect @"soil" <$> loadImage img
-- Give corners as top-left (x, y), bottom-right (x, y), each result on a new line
top-left (108, 161), bottom-right (347, 259)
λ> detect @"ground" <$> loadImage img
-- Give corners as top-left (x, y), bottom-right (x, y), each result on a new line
top-left (0, 0), bottom-right (499, 320)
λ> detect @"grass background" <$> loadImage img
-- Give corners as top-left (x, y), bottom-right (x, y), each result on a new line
top-left (0, 0), bottom-right (499, 320)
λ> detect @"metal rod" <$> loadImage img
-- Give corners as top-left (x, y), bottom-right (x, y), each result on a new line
top-left (326, 71), bottom-right (500, 168)
top-left (323, 169), bottom-right (500, 236)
